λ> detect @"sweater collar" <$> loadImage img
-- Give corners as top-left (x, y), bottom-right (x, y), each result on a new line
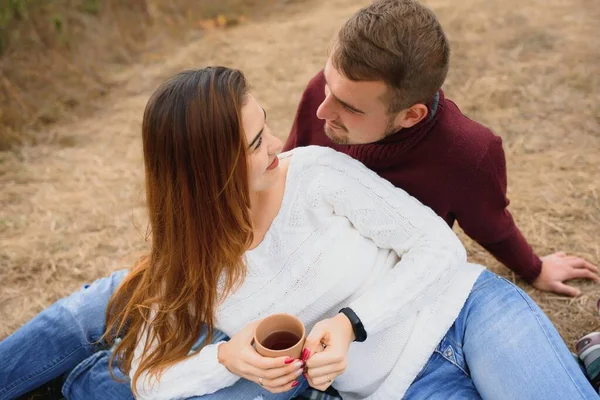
top-left (343, 90), bottom-right (445, 169)
top-left (376, 89), bottom-right (444, 145)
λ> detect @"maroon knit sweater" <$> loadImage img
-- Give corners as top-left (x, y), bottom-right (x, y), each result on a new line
top-left (284, 70), bottom-right (542, 282)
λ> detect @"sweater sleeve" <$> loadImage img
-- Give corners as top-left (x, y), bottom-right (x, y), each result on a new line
top-left (454, 136), bottom-right (542, 282)
top-left (310, 147), bottom-right (467, 336)
top-left (130, 328), bottom-right (240, 400)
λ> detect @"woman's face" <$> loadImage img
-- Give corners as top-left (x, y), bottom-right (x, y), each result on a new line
top-left (241, 94), bottom-right (283, 193)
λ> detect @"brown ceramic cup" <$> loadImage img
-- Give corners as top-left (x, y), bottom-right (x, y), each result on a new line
top-left (254, 313), bottom-right (306, 359)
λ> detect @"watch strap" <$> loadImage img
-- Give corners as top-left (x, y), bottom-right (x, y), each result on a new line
top-left (339, 307), bottom-right (367, 342)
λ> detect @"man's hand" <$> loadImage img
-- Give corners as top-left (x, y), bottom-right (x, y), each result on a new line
top-left (533, 252), bottom-right (599, 296)
top-left (301, 313), bottom-right (355, 391)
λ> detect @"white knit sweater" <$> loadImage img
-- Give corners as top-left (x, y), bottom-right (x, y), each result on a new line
top-left (132, 146), bottom-right (484, 400)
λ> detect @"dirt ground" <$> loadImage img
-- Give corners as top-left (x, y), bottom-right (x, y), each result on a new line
top-left (1, 0), bottom-right (599, 354)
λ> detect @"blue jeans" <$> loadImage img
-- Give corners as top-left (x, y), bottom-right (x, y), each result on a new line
top-left (60, 331), bottom-right (310, 400)
top-left (0, 269), bottom-right (597, 399)
top-left (404, 270), bottom-right (597, 399)
top-left (0, 270), bottom-right (129, 400)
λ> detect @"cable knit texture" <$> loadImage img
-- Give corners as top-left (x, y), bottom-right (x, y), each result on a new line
top-left (132, 146), bottom-right (484, 400)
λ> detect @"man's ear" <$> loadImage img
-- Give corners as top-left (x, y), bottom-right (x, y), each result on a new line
top-left (394, 104), bottom-right (429, 129)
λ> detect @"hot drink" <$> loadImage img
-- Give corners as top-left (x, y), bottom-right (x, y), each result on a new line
top-left (261, 331), bottom-right (301, 350)
top-left (254, 313), bottom-right (306, 358)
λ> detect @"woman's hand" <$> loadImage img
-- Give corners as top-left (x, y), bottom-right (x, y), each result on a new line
top-left (217, 321), bottom-right (304, 393)
top-left (302, 313), bottom-right (355, 391)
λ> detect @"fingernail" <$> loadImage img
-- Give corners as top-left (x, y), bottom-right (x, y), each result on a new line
top-left (292, 381), bottom-right (299, 388)
top-left (284, 357), bottom-right (294, 364)
top-left (296, 368), bottom-right (303, 376)
top-left (301, 348), bottom-right (311, 361)
top-left (294, 361), bottom-right (303, 369)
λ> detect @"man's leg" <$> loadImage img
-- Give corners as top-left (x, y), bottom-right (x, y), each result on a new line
top-left (461, 270), bottom-right (598, 399)
top-left (0, 269), bottom-right (128, 400)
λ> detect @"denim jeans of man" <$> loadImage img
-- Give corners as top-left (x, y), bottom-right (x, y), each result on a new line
top-left (1, 269), bottom-right (597, 399)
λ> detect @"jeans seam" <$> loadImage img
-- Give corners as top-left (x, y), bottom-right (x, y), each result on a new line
top-left (0, 343), bottom-right (85, 400)
top-left (506, 278), bottom-right (590, 399)
top-left (437, 271), bottom-right (499, 380)
top-left (414, 351), bottom-right (436, 381)
top-left (461, 273), bottom-right (506, 353)
top-left (467, 273), bottom-right (500, 295)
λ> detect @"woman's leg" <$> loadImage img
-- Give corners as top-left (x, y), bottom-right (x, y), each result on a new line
top-left (61, 350), bottom-right (134, 400)
top-left (62, 352), bottom-right (308, 400)
top-left (403, 349), bottom-right (481, 400)
top-left (62, 328), bottom-right (230, 399)
top-left (0, 269), bottom-right (128, 400)
top-left (186, 377), bottom-right (309, 400)
top-left (63, 327), bottom-right (308, 400)
top-left (404, 315), bottom-right (482, 400)
top-left (406, 269), bottom-right (597, 399)
top-left (461, 270), bottom-right (597, 399)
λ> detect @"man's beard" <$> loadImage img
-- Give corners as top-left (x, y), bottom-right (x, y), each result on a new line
top-left (324, 124), bottom-right (350, 145)
top-left (323, 117), bottom-right (398, 145)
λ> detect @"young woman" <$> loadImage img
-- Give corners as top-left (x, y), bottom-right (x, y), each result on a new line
top-left (1, 67), bottom-right (596, 400)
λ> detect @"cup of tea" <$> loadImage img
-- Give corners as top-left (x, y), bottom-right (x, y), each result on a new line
top-left (254, 313), bottom-right (306, 359)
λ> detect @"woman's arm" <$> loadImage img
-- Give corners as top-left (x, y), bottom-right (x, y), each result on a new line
top-left (130, 320), bottom-right (303, 399)
top-left (130, 328), bottom-right (240, 400)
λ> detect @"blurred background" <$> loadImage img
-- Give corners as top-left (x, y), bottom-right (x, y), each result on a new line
top-left (0, 0), bottom-right (599, 350)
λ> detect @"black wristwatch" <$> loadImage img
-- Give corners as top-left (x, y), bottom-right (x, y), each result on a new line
top-left (339, 307), bottom-right (367, 342)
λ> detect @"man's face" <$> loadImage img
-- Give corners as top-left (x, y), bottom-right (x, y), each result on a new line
top-left (316, 58), bottom-right (402, 145)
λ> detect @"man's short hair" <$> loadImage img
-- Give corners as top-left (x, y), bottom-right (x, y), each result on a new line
top-left (331, 0), bottom-right (450, 113)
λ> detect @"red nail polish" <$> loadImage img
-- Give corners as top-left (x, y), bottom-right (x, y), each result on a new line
top-left (284, 357), bottom-right (294, 364)
top-left (301, 348), bottom-right (311, 361)
top-left (292, 381), bottom-right (299, 388)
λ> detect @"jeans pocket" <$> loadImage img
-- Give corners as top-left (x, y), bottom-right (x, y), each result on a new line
top-left (434, 337), bottom-right (470, 378)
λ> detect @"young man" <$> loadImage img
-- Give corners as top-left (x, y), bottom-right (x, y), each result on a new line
top-left (285, 0), bottom-right (598, 297)
top-left (1, 1), bottom-right (597, 399)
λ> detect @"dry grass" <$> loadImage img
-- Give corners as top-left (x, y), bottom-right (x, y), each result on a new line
top-left (0, 0), bottom-right (296, 151)
top-left (1, 0), bottom-right (599, 357)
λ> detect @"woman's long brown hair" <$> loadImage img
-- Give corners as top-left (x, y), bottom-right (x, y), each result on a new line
top-left (103, 67), bottom-right (254, 391)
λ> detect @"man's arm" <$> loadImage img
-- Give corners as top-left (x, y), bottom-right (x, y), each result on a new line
top-left (456, 136), bottom-right (598, 295)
